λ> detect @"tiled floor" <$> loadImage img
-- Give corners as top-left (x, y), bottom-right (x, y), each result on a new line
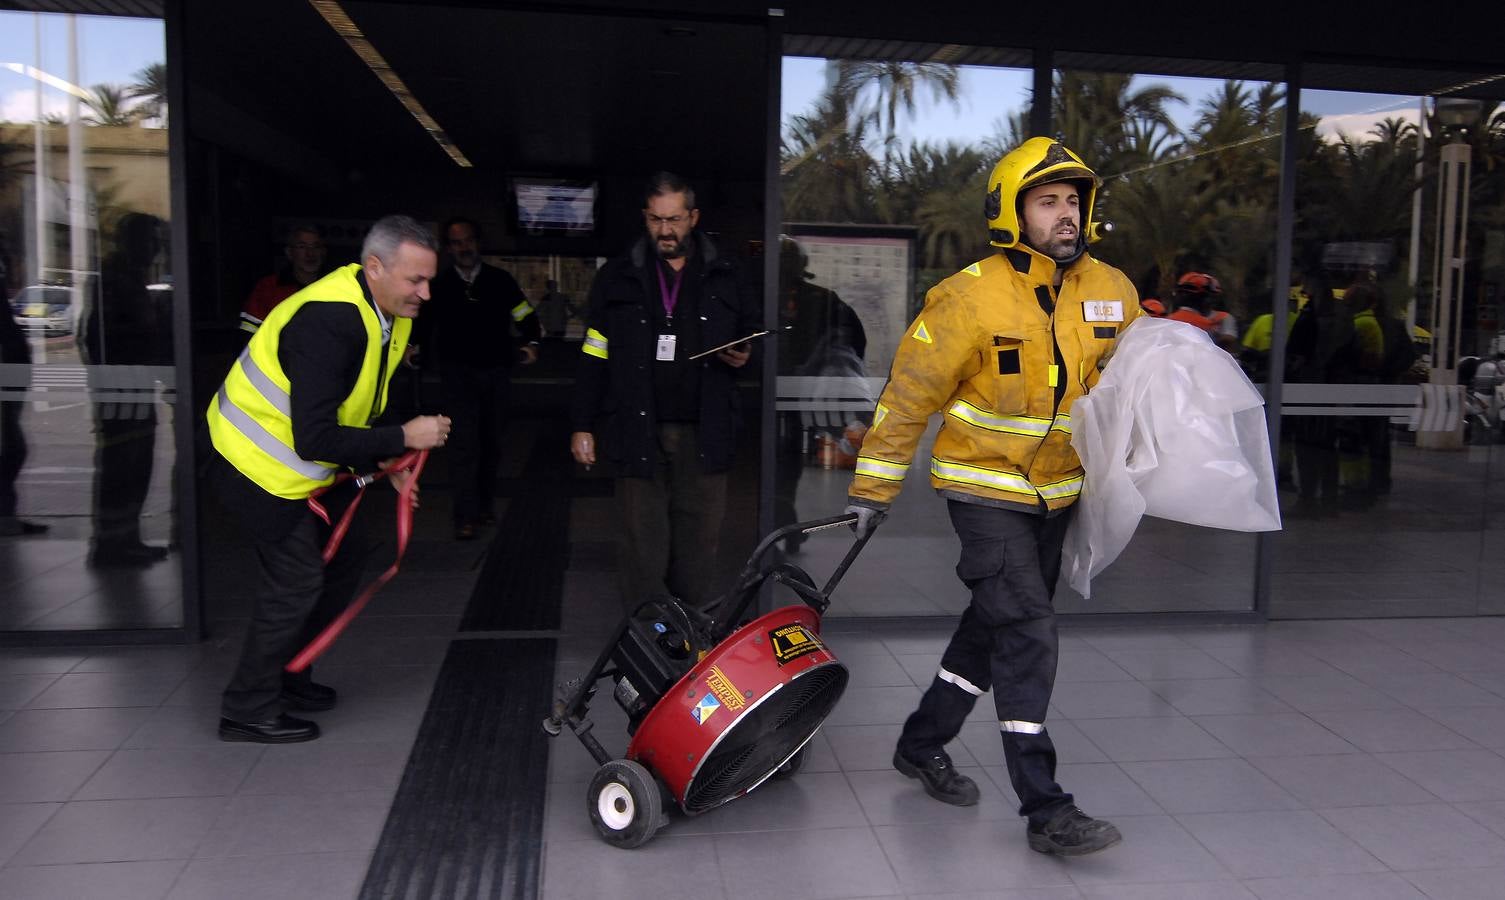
top-left (9, 593), bottom-right (1505, 897)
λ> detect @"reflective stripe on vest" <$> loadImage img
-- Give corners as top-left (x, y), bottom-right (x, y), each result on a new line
top-left (1001, 720), bottom-right (1044, 734)
top-left (1051, 413), bottom-right (1072, 435)
top-left (1037, 474), bottom-right (1084, 500)
top-left (237, 348), bottom-right (290, 418)
top-left (855, 456), bottom-right (908, 482)
top-left (938, 667), bottom-right (984, 696)
top-left (947, 399), bottom-right (1051, 437)
top-left (511, 300), bottom-right (532, 322)
top-left (583, 328), bottom-right (608, 360)
top-left (930, 458), bottom-right (1036, 496)
top-left (213, 384), bottom-right (337, 482)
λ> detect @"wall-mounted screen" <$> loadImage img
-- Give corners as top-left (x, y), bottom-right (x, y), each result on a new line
top-left (513, 178), bottom-right (597, 235)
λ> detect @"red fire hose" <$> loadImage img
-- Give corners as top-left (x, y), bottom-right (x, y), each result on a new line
top-left (284, 449), bottom-right (429, 673)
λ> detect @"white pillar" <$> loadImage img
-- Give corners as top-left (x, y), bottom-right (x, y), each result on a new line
top-left (1418, 140), bottom-right (1471, 450)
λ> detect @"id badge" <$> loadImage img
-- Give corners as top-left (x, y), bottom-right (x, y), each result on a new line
top-left (656, 334), bottom-right (677, 361)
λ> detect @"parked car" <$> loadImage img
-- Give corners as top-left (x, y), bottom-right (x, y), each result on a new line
top-left (8, 284), bottom-right (74, 335)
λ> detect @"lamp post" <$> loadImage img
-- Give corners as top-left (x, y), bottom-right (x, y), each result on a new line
top-left (1418, 97), bottom-right (1481, 450)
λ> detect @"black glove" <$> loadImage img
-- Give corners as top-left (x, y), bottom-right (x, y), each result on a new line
top-left (844, 503), bottom-right (887, 539)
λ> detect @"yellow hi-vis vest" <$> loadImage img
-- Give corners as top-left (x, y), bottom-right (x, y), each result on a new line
top-left (206, 263), bottom-right (410, 500)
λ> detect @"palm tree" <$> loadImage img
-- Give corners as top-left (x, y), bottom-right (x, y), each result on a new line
top-left (1053, 71), bottom-right (1185, 175)
top-left (82, 84), bottom-right (135, 127)
top-left (128, 62), bottom-right (167, 127)
top-left (782, 93), bottom-right (879, 223)
top-left (833, 60), bottom-right (962, 149)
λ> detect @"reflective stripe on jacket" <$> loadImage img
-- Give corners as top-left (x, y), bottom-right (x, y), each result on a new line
top-left (849, 246), bottom-right (1139, 513)
top-left (206, 263), bottom-right (410, 500)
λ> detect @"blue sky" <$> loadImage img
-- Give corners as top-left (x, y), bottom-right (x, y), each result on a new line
top-left (0, 11), bottom-right (163, 122)
top-left (781, 56), bottom-right (1424, 150)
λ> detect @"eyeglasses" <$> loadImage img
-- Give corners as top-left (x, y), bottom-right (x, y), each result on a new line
top-left (645, 214), bottom-right (690, 227)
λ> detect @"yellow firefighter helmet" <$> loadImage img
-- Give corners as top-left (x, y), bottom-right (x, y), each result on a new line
top-left (984, 137), bottom-right (1100, 250)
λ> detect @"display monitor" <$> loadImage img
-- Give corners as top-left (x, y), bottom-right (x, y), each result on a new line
top-left (513, 178), bottom-right (597, 235)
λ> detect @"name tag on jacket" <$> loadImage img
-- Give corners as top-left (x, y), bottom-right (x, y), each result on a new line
top-left (1082, 300), bottom-right (1123, 322)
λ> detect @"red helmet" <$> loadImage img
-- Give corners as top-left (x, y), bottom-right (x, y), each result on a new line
top-left (1176, 272), bottom-right (1223, 295)
top-left (1140, 298), bottom-right (1166, 317)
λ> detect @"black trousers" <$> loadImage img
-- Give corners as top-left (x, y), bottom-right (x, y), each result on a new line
top-left (91, 405), bottom-right (158, 550)
top-left (0, 400), bottom-right (24, 519)
top-left (897, 499), bottom-right (1074, 826)
top-left (441, 363), bottom-right (510, 525)
top-left (221, 485), bottom-right (368, 721)
top-left (616, 423), bottom-right (728, 611)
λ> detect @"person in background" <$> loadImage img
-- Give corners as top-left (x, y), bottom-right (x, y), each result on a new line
top-left (1168, 271), bottom-right (1238, 353)
top-left (415, 217), bottom-right (540, 540)
top-left (241, 223), bottom-right (328, 337)
top-left (570, 172), bottom-right (760, 613)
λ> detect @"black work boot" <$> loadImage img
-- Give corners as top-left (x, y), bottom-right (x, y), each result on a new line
top-left (892, 749), bottom-right (980, 807)
top-left (1027, 806), bottom-right (1122, 856)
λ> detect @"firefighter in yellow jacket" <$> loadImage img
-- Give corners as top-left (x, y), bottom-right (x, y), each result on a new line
top-left (847, 138), bottom-right (1136, 856)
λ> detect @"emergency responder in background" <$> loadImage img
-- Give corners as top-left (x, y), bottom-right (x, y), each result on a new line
top-left (414, 217), bottom-right (541, 540)
top-left (240, 223), bottom-right (329, 338)
top-left (1168, 271), bottom-right (1238, 352)
top-left (845, 138), bottom-right (1133, 857)
top-left (569, 172), bottom-right (761, 612)
top-left (208, 215), bottom-right (451, 743)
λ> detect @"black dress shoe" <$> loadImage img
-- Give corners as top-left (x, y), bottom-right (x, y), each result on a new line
top-left (1027, 806), bottom-right (1122, 856)
top-left (280, 679), bottom-right (337, 711)
top-left (219, 713), bottom-right (320, 743)
top-left (893, 749), bottom-right (981, 806)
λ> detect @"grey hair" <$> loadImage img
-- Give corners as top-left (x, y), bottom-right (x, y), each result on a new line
top-left (644, 171), bottom-right (696, 211)
top-left (361, 214), bottom-right (438, 264)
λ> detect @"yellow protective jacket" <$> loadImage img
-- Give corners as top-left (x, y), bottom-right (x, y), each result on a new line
top-left (849, 245), bottom-right (1139, 514)
top-left (206, 263), bottom-right (410, 500)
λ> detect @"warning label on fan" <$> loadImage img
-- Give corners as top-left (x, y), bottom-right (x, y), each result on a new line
top-left (768, 624), bottom-right (824, 665)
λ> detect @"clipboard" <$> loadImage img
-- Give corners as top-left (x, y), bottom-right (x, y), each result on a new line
top-left (689, 330), bottom-right (771, 360)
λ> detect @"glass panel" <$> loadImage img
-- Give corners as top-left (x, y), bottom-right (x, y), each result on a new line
top-left (777, 51), bottom-right (1032, 617)
top-left (1048, 66), bottom-right (1282, 613)
top-left (1271, 88), bottom-right (1504, 617)
top-left (1, 11), bottom-right (178, 630)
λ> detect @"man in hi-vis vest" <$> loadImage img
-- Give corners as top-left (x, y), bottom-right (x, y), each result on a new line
top-left (208, 215), bottom-right (451, 744)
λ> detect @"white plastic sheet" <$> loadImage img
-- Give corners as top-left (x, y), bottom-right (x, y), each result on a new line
top-left (1064, 317), bottom-right (1281, 598)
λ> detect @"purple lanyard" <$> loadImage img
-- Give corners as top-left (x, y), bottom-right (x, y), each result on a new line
top-left (656, 264), bottom-right (683, 319)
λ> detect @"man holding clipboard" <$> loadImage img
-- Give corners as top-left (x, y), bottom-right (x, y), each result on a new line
top-left (570, 172), bottom-right (761, 611)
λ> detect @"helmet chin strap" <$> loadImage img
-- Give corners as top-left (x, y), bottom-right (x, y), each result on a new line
top-left (1023, 233), bottom-right (1086, 268)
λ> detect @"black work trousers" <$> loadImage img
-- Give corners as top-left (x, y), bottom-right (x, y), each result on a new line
top-left (91, 406), bottom-right (158, 551)
top-left (0, 400), bottom-right (24, 519)
top-left (897, 499), bottom-right (1074, 826)
top-left (615, 423), bottom-right (727, 612)
top-left (441, 362), bottom-right (510, 526)
top-left (221, 485), bottom-right (368, 721)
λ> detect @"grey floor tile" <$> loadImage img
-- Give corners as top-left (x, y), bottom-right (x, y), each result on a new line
top-left (717, 826), bottom-right (900, 900)
top-left (0, 707), bottom-right (153, 753)
top-left (1057, 814), bottom-right (1233, 886)
top-left (1189, 714), bottom-right (1357, 758)
top-left (797, 730), bottom-right (840, 774)
top-left (237, 740), bottom-right (410, 795)
top-left (193, 790), bottom-right (391, 857)
top-left (10, 796), bottom-right (229, 865)
top-left (71, 647), bottom-right (205, 677)
top-left (1026, 762), bottom-right (1163, 817)
top-left (1376, 749), bottom-right (1505, 802)
top-left (1142, 679), bottom-right (1295, 716)
top-left (851, 766), bottom-right (1014, 825)
top-left (874, 819), bottom-right (1072, 894)
top-left (841, 652), bottom-right (918, 687)
top-left (1175, 810), bottom-right (1387, 879)
top-left (1305, 708), bottom-right (1480, 753)
top-left (0, 750), bottom-right (110, 802)
top-left (1120, 758), bottom-right (1302, 814)
top-left (1078, 882), bottom-right (1255, 899)
top-left (22, 673), bottom-right (178, 710)
top-left (73, 746), bottom-right (261, 800)
top-left (542, 835), bottom-right (727, 900)
top-left (167, 851), bottom-right (371, 900)
top-left (1423, 705), bottom-right (1505, 748)
top-left (1400, 867), bottom-right (1505, 899)
top-left (0, 860), bottom-right (186, 900)
top-left (1247, 754), bottom-right (1438, 808)
top-left (0, 802), bottom-right (59, 867)
top-left (1244, 872), bottom-right (1429, 899)
top-left (543, 781), bottom-right (602, 845)
top-left (1054, 650), bottom-right (1134, 684)
top-left (668, 771), bottom-right (867, 835)
top-left (824, 723), bottom-right (916, 771)
top-left (1101, 649), bottom-right (1241, 681)
top-left (1198, 645), bottom-right (1341, 679)
top-left (1456, 799), bottom-right (1505, 839)
top-left (0, 652), bottom-right (85, 676)
top-left (119, 705), bottom-right (228, 749)
top-left (0, 674), bottom-right (59, 710)
top-left (1073, 716), bottom-right (1234, 762)
top-left (1049, 682), bottom-right (1179, 720)
top-left (913, 889), bottom-right (1085, 900)
top-left (1360, 671), bottom-right (1505, 709)
top-left (1249, 674), bottom-right (1403, 713)
top-left (822, 685), bottom-right (923, 727)
top-left (303, 701), bottom-right (427, 744)
top-left (1316, 803), bottom-right (1505, 871)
